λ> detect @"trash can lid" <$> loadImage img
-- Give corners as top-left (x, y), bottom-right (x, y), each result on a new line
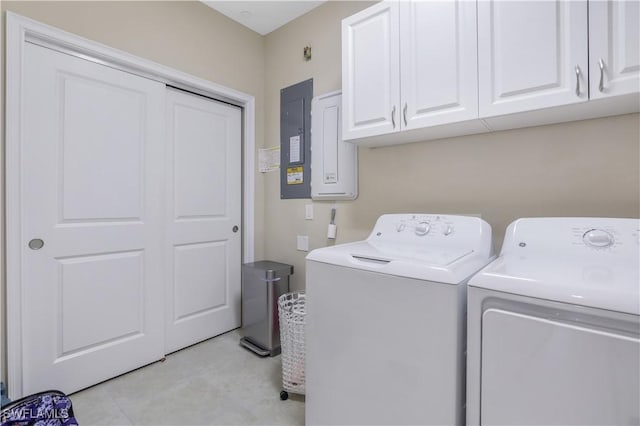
top-left (243, 261), bottom-right (294, 280)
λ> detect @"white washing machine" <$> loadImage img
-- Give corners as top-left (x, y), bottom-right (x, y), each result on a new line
top-left (305, 214), bottom-right (494, 425)
top-left (466, 217), bottom-right (640, 426)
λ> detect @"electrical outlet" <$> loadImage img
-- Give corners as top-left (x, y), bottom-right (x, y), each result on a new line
top-left (305, 204), bottom-right (314, 220)
top-left (297, 235), bottom-right (309, 252)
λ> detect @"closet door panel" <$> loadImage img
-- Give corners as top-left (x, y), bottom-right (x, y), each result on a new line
top-left (19, 42), bottom-right (165, 395)
top-left (165, 89), bottom-right (242, 354)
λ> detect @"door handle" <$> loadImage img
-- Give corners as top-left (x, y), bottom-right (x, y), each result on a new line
top-left (232, 225), bottom-right (239, 233)
top-left (391, 105), bottom-right (396, 129)
top-left (575, 65), bottom-right (581, 97)
top-left (403, 103), bottom-right (408, 127)
top-left (598, 58), bottom-right (605, 92)
top-left (28, 239), bottom-right (44, 250)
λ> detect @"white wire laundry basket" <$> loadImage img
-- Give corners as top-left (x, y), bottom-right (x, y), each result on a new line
top-left (278, 291), bottom-right (306, 399)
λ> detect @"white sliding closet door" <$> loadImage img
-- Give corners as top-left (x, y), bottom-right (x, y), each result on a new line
top-left (164, 89), bottom-right (242, 353)
top-left (20, 43), bottom-right (166, 395)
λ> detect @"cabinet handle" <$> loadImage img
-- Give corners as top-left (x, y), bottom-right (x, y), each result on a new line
top-left (598, 58), bottom-right (605, 92)
top-left (403, 103), bottom-right (408, 127)
top-left (391, 105), bottom-right (396, 129)
top-left (575, 65), bottom-right (581, 97)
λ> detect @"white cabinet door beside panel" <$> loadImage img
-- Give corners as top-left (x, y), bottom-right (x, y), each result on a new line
top-left (342, 1), bottom-right (400, 140)
top-left (311, 91), bottom-right (357, 200)
top-left (21, 43), bottom-right (165, 395)
top-left (478, 0), bottom-right (589, 117)
top-left (589, 0), bottom-right (640, 99)
top-left (165, 89), bottom-right (242, 354)
top-left (400, 0), bottom-right (479, 129)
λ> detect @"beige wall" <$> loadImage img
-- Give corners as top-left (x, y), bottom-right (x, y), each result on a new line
top-left (264, 1), bottom-right (640, 291)
top-left (0, 0), bottom-right (266, 385)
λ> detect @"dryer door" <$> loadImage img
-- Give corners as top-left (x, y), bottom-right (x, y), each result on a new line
top-left (481, 309), bottom-right (639, 425)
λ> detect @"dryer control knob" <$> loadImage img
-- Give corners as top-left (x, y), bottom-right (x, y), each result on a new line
top-left (583, 229), bottom-right (614, 248)
top-left (415, 222), bottom-right (430, 236)
top-left (443, 225), bottom-right (454, 236)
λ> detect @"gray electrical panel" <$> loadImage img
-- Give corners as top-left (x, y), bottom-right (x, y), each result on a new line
top-left (280, 79), bottom-right (313, 199)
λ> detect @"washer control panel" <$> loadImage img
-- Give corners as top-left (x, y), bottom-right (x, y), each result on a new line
top-left (368, 214), bottom-right (491, 249)
top-left (503, 217), bottom-right (640, 256)
top-left (390, 215), bottom-right (456, 237)
top-left (572, 225), bottom-right (626, 251)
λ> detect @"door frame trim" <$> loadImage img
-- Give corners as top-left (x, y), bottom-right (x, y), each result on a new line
top-left (5, 11), bottom-right (255, 398)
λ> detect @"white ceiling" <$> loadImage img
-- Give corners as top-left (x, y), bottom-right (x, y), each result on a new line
top-left (202, 1), bottom-right (327, 36)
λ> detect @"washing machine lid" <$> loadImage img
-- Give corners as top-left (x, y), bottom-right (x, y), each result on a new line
top-left (362, 240), bottom-right (473, 265)
top-left (307, 214), bottom-right (495, 284)
top-left (307, 241), bottom-right (484, 284)
top-left (469, 217), bottom-right (640, 315)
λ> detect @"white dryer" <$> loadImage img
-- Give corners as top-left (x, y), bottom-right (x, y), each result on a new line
top-left (305, 214), bottom-right (494, 425)
top-left (467, 217), bottom-right (640, 426)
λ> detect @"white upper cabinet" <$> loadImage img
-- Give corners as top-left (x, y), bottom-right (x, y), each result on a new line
top-left (478, 0), bottom-right (589, 118)
top-left (342, 1), bottom-right (400, 140)
top-left (400, 0), bottom-right (479, 129)
top-left (342, 0), bottom-right (481, 143)
top-left (589, 0), bottom-right (640, 99)
top-left (342, 0), bottom-right (638, 146)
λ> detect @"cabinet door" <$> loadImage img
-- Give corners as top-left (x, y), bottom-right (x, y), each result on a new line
top-left (400, 0), bottom-right (478, 129)
top-left (342, 1), bottom-right (400, 140)
top-left (589, 0), bottom-right (640, 99)
top-left (478, 1), bottom-right (588, 118)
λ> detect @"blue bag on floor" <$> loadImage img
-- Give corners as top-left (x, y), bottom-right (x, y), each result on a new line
top-left (0, 390), bottom-right (78, 426)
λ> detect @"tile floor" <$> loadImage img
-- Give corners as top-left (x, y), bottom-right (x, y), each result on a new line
top-left (70, 330), bottom-right (305, 425)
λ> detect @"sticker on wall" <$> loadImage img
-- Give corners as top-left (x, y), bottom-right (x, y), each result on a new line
top-left (289, 135), bottom-right (301, 163)
top-left (324, 172), bottom-right (337, 184)
top-left (287, 166), bottom-right (304, 185)
top-left (259, 146), bottom-right (280, 173)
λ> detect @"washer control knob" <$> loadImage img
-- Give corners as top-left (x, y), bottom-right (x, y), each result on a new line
top-left (415, 221), bottom-right (430, 236)
top-left (583, 229), bottom-right (614, 248)
top-left (443, 225), bottom-right (454, 236)
top-left (396, 222), bottom-right (406, 232)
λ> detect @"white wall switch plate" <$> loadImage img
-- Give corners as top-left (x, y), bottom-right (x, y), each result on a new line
top-left (305, 204), bottom-right (314, 220)
top-left (297, 235), bottom-right (309, 252)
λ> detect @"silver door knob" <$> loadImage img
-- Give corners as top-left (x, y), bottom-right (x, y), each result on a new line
top-left (28, 239), bottom-right (44, 250)
top-left (233, 226), bottom-right (239, 233)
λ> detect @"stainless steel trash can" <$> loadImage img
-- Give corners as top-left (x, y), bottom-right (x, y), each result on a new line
top-left (240, 261), bottom-right (294, 356)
